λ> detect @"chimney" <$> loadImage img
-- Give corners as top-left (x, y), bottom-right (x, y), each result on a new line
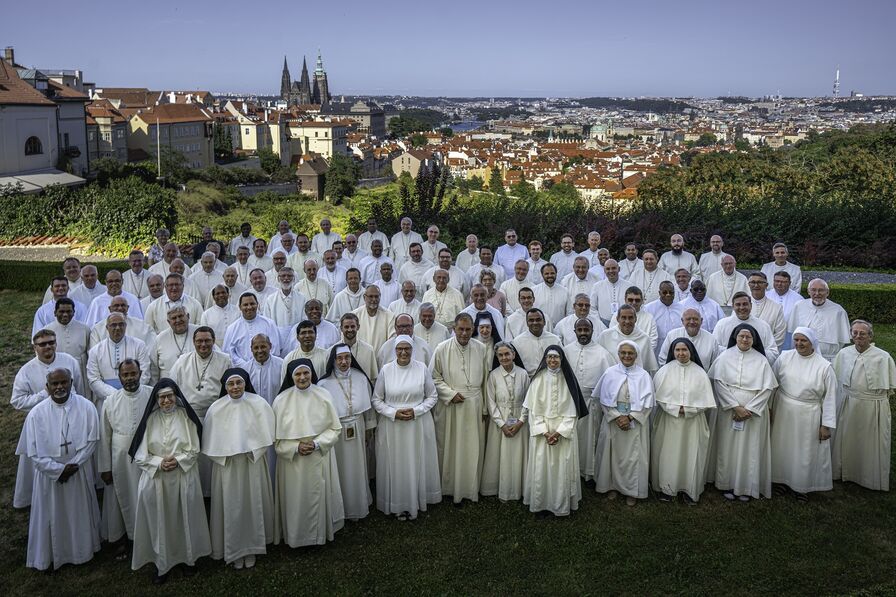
top-left (3, 46), bottom-right (14, 65)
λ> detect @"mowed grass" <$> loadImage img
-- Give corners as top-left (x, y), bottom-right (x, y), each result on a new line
top-left (0, 288), bottom-right (894, 595)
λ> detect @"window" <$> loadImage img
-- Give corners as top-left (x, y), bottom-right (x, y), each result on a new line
top-left (24, 136), bottom-right (43, 155)
top-left (245, 128), bottom-right (250, 135)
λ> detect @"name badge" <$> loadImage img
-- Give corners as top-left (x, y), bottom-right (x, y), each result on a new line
top-left (506, 417), bottom-right (518, 426)
top-left (611, 302), bottom-right (619, 313)
top-left (344, 426), bottom-right (356, 441)
top-left (732, 420), bottom-right (745, 431)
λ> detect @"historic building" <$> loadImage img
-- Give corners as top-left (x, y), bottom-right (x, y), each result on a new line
top-left (281, 51), bottom-right (330, 106)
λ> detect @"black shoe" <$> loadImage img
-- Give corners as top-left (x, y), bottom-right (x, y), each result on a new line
top-left (657, 492), bottom-right (673, 502)
top-left (151, 569), bottom-right (168, 585)
top-left (181, 564), bottom-right (197, 577)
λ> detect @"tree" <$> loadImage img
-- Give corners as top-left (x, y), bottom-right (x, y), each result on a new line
top-left (213, 124), bottom-right (233, 159)
top-left (695, 132), bottom-right (718, 147)
top-left (257, 148), bottom-right (281, 175)
top-left (410, 133), bottom-right (427, 147)
top-left (488, 167), bottom-right (505, 195)
top-left (734, 139), bottom-right (751, 152)
top-left (324, 152), bottom-right (362, 203)
top-left (440, 127), bottom-right (454, 138)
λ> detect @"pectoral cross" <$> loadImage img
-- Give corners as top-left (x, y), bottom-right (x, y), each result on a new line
top-left (60, 439), bottom-right (72, 454)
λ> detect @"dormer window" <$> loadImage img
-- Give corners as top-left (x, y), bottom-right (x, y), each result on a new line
top-left (24, 136), bottom-right (43, 155)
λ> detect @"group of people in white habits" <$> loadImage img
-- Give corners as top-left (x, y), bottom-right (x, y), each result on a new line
top-left (13, 218), bottom-right (896, 580)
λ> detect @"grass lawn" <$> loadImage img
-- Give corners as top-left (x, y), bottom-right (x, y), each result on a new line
top-left (0, 289), bottom-right (894, 595)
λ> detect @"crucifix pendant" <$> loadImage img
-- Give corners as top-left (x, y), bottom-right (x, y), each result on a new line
top-left (197, 383), bottom-right (203, 391)
top-left (60, 440), bottom-right (72, 454)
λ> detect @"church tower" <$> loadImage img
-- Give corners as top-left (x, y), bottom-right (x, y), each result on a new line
top-left (280, 56), bottom-right (291, 102)
top-left (298, 57), bottom-right (312, 105)
top-left (313, 50), bottom-right (330, 105)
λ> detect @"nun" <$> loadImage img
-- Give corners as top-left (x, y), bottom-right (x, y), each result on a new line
top-left (709, 323), bottom-right (778, 501)
top-left (318, 344), bottom-right (376, 521)
top-left (203, 368), bottom-right (275, 569)
top-left (770, 327), bottom-right (837, 500)
top-left (130, 378), bottom-right (211, 584)
top-left (523, 345), bottom-right (588, 516)
top-left (370, 335), bottom-right (441, 520)
top-left (593, 341), bottom-right (655, 506)
top-left (272, 359), bottom-right (345, 547)
top-left (481, 341), bottom-right (530, 501)
top-left (650, 338), bottom-right (715, 504)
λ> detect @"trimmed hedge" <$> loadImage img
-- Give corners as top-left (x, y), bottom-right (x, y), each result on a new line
top-left (0, 260), bottom-right (129, 292)
top-left (823, 284), bottom-right (896, 325)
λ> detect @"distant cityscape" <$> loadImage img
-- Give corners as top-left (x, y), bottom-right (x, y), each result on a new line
top-left (1, 44), bottom-right (894, 204)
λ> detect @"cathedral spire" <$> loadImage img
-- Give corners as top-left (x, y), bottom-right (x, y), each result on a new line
top-left (280, 55), bottom-right (291, 102)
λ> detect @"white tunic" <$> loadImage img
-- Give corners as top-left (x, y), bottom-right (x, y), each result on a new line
top-left (272, 385), bottom-right (344, 547)
top-left (143, 295), bottom-right (204, 334)
top-left (787, 299), bottom-right (851, 361)
top-left (482, 365), bottom-right (530, 500)
top-left (223, 315), bottom-right (282, 363)
top-left (152, 325), bottom-right (197, 381)
top-left (357, 229), bottom-right (390, 254)
top-left (659, 250), bottom-right (701, 279)
top-left (328, 287), bottom-right (365, 323)
top-left (389, 230), bottom-right (424, 266)
top-left (11, 353), bottom-right (85, 509)
top-left (98, 385), bottom-right (150, 541)
top-left (549, 250), bottom-right (578, 279)
top-left (564, 341), bottom-right (614, 481)
top-left (85, 291), bottom-right (144, 328)
top-left (352, 307), bottom-right (396, 353)
top-left (698, 251), bottom-right (732, 279)
top-left (751, 296), bottom-right (787, 348)
top-left (512, 330), bottom-right (562, 376)
top-left (131, 408), bottom-right (211, 574)
top-left (589, 278), bottom-right (626, 323)
top-left (628, 267), bottom-right (674, 303)
top-left (709, 347), bottom-right (778, 498)
top-left (524, 369), bottom-right (581, 515)
top-left (203, 393), bottom-right (275, 563)
top-left (554, 313), bottom-right (606, 346)
top-left (761, 261), bottom-right (802, 291)
top-left (679, 296), bottom-right (725, 332)
top-left (706, 270), bottom-right (749, 311)
top-left (19, 393), bottom-right (101, 570)
top-left (319, 370), bottom-right (376, 520)
top-left (86, 336), bottom-right (151, 403)
top-left (771, 350), bottom-right (837, 493)
top-left (657, 327), bottom-right (719, 369)
top-left (533, 282), bottom-right (569, 325)
top-left (371, 360), bottom-right (441, 515)
top-left (263, 289), bottom-right (308, 347)
top-left (200, 303), bottom-right (241, 348)
top-left (414, 322), bottom-right (451, 357)
top-left (430, 338), bottom-right (489, 502)
top-left (421, 286), bottom-right (465, 327)
top-left (399, 258), bottom-right (435, 295)
top-left (311, 231), bottom-right (342, 255)
top-left (170, 351), bottom-right (233, 418)
top-left (712, 314), bottom-right (780, 365)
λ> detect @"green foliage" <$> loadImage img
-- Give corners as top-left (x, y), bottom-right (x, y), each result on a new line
top-left (324, 153), bottom-right (361, 204)
top-left (91, 157), bottom-right (156, 186)
top-left (440, 127), bottom-right (454, 138)
top-left (694, 132), bottom-right (718, 147)
top-left (136, 146), bottom-right (189, 186)
top-left (213, 123), bottom-right (233, 159)
top-left (189, 165), bottom-right (270, 186)
top-left (387, 108), bottom-right (447, 136)
top-left (630, 124), bottom-right (896, 267)
top-left (0, 261), bottom-right (128, 291)
top-left (488, 167), bottom-right (505, 194)
top-left (471, 106), bottom-right (530, 121)
top-left (0, 177), bottom-right (175, 254)
top-left (824, 284), bottom-right (896, 324)
top-left (409, 133), bottom-right (427, 147)
top-left (257, 148), bottom-right (281, 175)
top-left (818, 98), bottom-right (896, 112)
top-left (578, 97), bottom-right (693, 114)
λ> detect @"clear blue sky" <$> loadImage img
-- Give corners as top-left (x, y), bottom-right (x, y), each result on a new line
top-left (3, 0), bottom-right (894, 97)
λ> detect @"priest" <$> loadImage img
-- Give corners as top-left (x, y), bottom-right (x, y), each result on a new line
top-left (98, 359), bottom-right (149, 554)
top-left (787, 278), bottom-right (850, 362)
top-left (20, 368), bottom-right (101, 571)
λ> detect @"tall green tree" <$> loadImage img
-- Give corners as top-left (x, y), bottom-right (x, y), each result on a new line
top-left (257, 148), bottom-right (280, 175)
top-left (488, 167), bottom-right (505, 195)
top-left (324, 153), bottom-right (362, 203)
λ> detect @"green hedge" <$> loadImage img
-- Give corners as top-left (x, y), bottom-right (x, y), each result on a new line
top-left (824, 284), bottom-right (896, 324)
top-left (0, 260), bottom-right (129, 292)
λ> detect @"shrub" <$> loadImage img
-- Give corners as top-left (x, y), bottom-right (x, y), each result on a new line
top-left (0, 260), bottom-right (129, 292)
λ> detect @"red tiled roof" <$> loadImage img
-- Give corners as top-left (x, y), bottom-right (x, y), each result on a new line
top-left (0, 59), bottom-right (56, 106)
top-left (133, 103), bottom-right (213, 124)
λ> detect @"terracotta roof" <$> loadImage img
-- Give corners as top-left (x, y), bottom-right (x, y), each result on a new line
top-left (94, 87), bottom-right (161, 107)
top-left (133, 103), bottom-right (213, 124)
top-left (0, 59), bottom-right (56, 106)
top-left (48, 80), bottom-right (88, 101)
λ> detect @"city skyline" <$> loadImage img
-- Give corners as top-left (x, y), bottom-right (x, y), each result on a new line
top-left (3, 0), bottom-right (895, 97)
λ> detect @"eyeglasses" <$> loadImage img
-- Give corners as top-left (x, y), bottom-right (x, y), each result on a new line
top-left (35, 341), bottom-right (56, 347)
